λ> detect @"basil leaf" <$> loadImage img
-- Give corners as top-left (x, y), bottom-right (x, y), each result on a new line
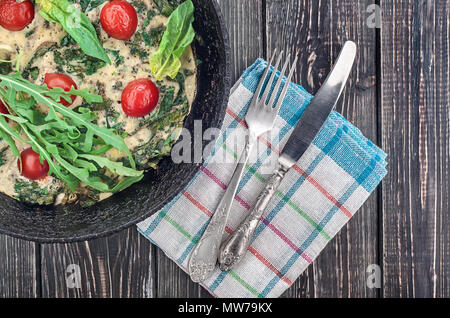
top-left (36, 0), bottom-right (111, 64)
top-left (150, 0), bottom-right (195, 80)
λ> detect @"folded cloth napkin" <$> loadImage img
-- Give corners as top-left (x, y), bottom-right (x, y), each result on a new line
top-left (137, 59), bottom-right (388, 298)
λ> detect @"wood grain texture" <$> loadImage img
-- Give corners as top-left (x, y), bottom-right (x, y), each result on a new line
top-left (154, 0), bottom-right (265, 298)
top-left (40, 228), bottom-right (154, 297)
top-left (1, 0), bottom-right (449, 299)
top-left (380, 0), bottom-right (450, 297)
top-left (0, 235), bottom-right (37, 297)
top-left (265, 0), bottom-right (380, 298)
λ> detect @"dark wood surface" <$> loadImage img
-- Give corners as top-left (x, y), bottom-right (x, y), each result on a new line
top-left (0, 0), bottom-right (448, 298)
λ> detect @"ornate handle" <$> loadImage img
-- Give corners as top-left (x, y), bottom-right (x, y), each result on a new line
top-left (218, 164), bottom-right (290, 271)
top-left (188, 135), bottom-right (255, 283)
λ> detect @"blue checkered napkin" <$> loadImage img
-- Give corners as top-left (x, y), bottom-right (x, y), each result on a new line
top-left (137, 59), bottom-right (387, 298)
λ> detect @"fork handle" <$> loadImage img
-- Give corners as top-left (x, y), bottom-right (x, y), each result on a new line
top-left (218, 163), bottom-right (290, 271)
top-left (189, 135), bottom-right (255, 283)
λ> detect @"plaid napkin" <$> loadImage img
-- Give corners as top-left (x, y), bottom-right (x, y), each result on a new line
top-left (137, 59), bottom-right (388, 298)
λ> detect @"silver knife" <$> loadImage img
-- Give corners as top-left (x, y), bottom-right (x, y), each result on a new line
top-left (218, 41), bottom-right (357, 271)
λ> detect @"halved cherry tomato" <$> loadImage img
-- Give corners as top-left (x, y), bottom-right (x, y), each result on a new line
top-left (100, 0), bottom-right (138, 41)
top-left (121, 78), bottom-right (159, 117)
top-left (0, 0), bottom-right (35, 31)
top-left (0, 100), bottom-right (9, 121)
top-left (43, 73), bottom-right (78, 107)
top-left (17, 148), bottom-right (49, 181)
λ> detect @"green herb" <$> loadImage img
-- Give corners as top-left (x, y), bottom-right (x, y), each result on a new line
top-left (80, 98), bottom-right (113, 111)
top-left (28, 67), bottom-right (40, 81)
top-left (105, 107), bottom-right (124, 134)
top-left (143, 10), bottom-right (158, 28)
top-left (36, 0), bottom-right (111, 64)
top-left (23, 42), bottom-right (57, 79)
top-left (130, 46), bottom-right (149, 61)
top-left (150, 0), bottom-right (195, 81)
top-left (159, 86), bottom-right (175, 114)
top-left (0, 62), bottom-right (12, 75)
top-left (105, 49), bottom-right (124, 67)
top-left (172, 71), bottom-right (187, 106)
top-left (79, 0), bottom-right (105, 12)
top-left (0, 146), bottom-right (7, 166)
top-left (14, 179), bottom-right (57, 205)
top-left (183, 68), bottom-right (194, 77)
top-left (0, 72), bottom-right (143, 193)
top-left (25, 28), bottom-right (36, 37)
top-left (153, 0), bottom-right (184, 17)
top-left (131, 73), bottom-right (187, 135)
top-left (54, 49), bottom-right (106, 77)
top-left (131, 0), bottom-right (147, 13)
top-left (60, 34), bottom-right (77, 47)
top-left (133, 103), bottom-right (188, 169)
top-left (142, 26), bottom-right (166, 47)
top-left (112, 81), bottom-right (123, 90)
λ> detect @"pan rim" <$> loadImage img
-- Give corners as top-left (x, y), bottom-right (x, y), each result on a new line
top-left (0, 0), bottom-right (232, 243)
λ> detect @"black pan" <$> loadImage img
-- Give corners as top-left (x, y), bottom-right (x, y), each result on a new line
top-left (0, 0), bottom-right (231, 243)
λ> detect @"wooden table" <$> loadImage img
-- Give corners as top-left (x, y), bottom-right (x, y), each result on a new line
top-left (0, 0), bottom-right (448, 298)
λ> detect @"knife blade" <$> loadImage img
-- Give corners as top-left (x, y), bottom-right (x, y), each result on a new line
top-left (218, 41), bottom-right (357, 271)
top-left (279, 41), bottom-right (357, 168)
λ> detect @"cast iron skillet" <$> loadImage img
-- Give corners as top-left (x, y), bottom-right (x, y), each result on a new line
top-left (0, 0), bottom-right (231, 243)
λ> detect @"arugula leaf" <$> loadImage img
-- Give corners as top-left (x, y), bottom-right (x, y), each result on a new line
top-left (150, 0), bottom-right (195, 80)
top-left (36, 0), bottom-right (111, 64)
top-left (0, 72), bottom-right (143, 194)
top-left (78, 154), bottom-right (143, 177)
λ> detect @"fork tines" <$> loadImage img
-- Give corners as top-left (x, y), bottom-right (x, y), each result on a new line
top-left (256, 50), bottom-right (299, 112)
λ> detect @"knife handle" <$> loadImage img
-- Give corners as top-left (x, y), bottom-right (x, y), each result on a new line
top-left (218, 164), bottom-right (290, 271)
top-left (189, 135), bottom-right (255, 283)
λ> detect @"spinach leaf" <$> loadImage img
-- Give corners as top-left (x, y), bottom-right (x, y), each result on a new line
top-left (36, 0), bottom-right (111, 64)
top-left (149, 0), bottom-right (195, 81)
top-left (54, 49), bottom-right (106, 77)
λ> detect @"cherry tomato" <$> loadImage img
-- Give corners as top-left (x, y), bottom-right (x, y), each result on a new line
top-left (43, 73), bottom-right (78, 107)
top-left (0, 100), bottom-right (9, 121)
top-left (17, 148), bottom-right (49, 181)
top-left (0, 0), bottom-right (35, 31)
top-left (100, 0), bottom-right (138, 41)
top-left (121, 78), bottom-right (159, 117)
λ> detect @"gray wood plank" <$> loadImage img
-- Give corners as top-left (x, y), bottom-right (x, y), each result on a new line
top-left (40, 227), bottom-right (155, 297)
top-left (0, 235), bottom-right (38, 297)
top-left (380, 0), bottom-right (450, 297)
top-left (265, 0), bottom-right (380, 298)
top-left (155, 0), bottom-right (265, 298)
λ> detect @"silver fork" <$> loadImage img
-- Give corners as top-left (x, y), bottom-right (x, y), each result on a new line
top-left (188, 50), bottom-right (298, 283)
